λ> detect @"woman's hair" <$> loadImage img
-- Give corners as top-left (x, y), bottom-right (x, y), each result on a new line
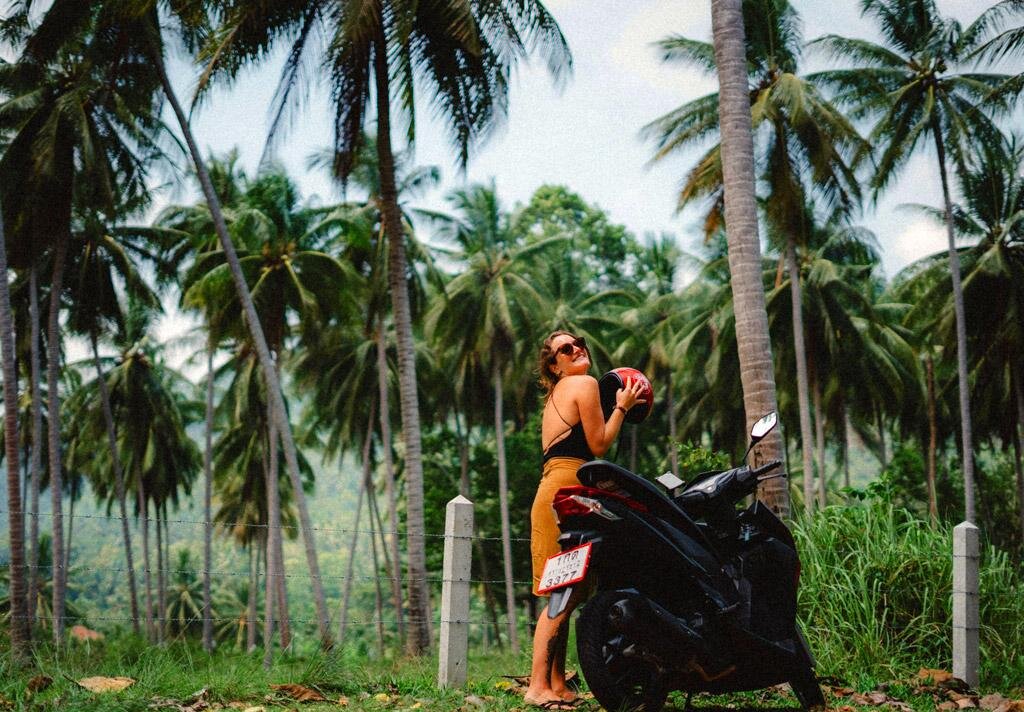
top-left (537, 330), bottom-right (585, 397)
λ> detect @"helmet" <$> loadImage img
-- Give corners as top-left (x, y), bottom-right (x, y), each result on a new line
top-left (598, 367), bottom-right (653, 424)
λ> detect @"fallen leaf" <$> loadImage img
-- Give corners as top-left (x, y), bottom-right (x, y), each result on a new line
top-left (982, 695), bottom-right (1010, 710)
top-left (993, 702), bottom-right (1024, 712)
top-left (27, 675), bottom-right (53, 696)
top-left (918, 669), bottom-right (956, 685)
top-left (242, 707), bottom-right (264, 712)
top-left (70, 625), bottom-right (104, 641)
top-left (463, 695), bottom-right (486, 708)
top-left (939, 703), bottom-right (959, 711)
top-left (956, 699), bottom-right (978, 710)
top-left (337, 696), bottom-right (349, 707)
top-left (270, 684), bottom-right (326, 703)
top-left (493, 680), bottom-right (514, 692)
top-left (76, 676), bottom-right (135, 693)
top-left (0, 695), bottom-right (14, 710)
top-left (373, 693), bottom-right (391, 703)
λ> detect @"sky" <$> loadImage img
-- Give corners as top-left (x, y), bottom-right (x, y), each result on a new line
top-left (149, 0), bottom-right (1016, 356)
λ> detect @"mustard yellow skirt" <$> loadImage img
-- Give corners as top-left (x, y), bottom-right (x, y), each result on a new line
top-left (531, 457), bottom-right (586, 596)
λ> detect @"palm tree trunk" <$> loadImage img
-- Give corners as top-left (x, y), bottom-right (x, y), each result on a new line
top-left (47, 235), bottom-right (68, 644)
top-left (876, 406), bottom-right (888, 469)
top-left (28, 264), bottom-right (43, 633)
top-left (455, 409), bottom-right (471, 498)
top-left (786, 238), bottom-right (816, 514)
top-left (263, 418), bottom-right (278, 669)
top-left (368, 483), bottom-right (386, 656)
top-left (155, 54), bottom-right (332, 647)
top-left (711, 0), bottom-right (787, 518)
top-left (373, 32), bottom-right (430, 655)
top-left (203, 346), bottom-right (214, 651)
top-left (473, 537), bottom-right (504, 650)
top-left (91, 331), bottom-right (140, 633)
top-left (493, 365), bottom-right (519, 653)
top-left (812, 373), bottom-right (826, 510)
top-left (367, 475), bottom-right (394, 633)
top-left (338, 422), bottom-right (371, 645)
top-left (1013, 367), bottom-right (1024, 547)
top-left (376, 325), bottom-right (405, 644)
top-left (247, 544), bottom-right (257, 652)
top-left (932, 121), bottom-right (976, 523)
top-left (667, 370), bottom-right (679, 476)
top-left (139, 480), bottom-right (153, 640)
top-left (839, 397), bottom-right (850, 491)
top-left (156, 504), bottom-right (165, 644)
top-left (926, 353), bottom-right (939, 524)
top-left (63, 494), bottom-right (74, 576)
top-left (0, 206), bottom-right (29, 658)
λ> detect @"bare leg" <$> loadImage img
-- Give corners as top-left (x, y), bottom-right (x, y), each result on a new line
top-left (525, 589), bottom-right (584, 706)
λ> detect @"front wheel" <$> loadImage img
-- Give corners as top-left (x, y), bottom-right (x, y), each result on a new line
top-left (576, 592), bottom-right (670, 712)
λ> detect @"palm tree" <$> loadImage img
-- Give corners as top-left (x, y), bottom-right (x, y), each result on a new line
top-left (427, 182), bottom-right (565, 652)
top-left (0, 204), bottom-right (29, 658)
top-left (17, 0), bottom-right (338, 645)
top-left (177, 163), bottom-right (356, 650)
top-left (1, 10), bottom-right (164, 641)
top-left (646, 0), bottom-right (864, 512)
top-left (709, 0), bottom-right (788, 515)
top-left (201, 0), bottom-right (571, 654)
top-left (809, 0), bottom-right (1018, 523)
top-left (63, 212), bottom-right (166, 635)
top-left (904, 136), bottom-right (1024, 537)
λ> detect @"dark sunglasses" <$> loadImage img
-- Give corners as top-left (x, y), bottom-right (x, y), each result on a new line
top-left (551, 337), bottom-right (587, 361)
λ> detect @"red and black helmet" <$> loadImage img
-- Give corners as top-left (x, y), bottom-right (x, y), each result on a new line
top-left (599, 367), bottom-right (653, 424)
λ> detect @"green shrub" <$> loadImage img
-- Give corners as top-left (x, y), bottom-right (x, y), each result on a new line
top-left (793, 503), bottom-right (1024, 688)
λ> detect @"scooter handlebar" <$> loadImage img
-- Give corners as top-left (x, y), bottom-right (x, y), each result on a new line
top-left (750, 459), bottom-right (783, 477)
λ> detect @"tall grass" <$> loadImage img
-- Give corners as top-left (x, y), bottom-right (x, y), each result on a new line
top-left (794, 504), bottom-right (1024, 688)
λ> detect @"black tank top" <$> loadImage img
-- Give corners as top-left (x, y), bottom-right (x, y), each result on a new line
top-left (542, 398), bottom-right (595, 463)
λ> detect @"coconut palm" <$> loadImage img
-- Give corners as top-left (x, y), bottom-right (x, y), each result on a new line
top-left (903, 136), bottom-right (1024, 535)
top-left (426, 182), bottom-right (565, 652)
top-left (0, 203), bottom-right (28, 657)
top-left (17, 0), bottom-right (338, 645)
top-left (0, 11), bottom-right (164, 641)
top-left (709, 0), bottom-right (788, 515)
top-left (645, 0), bottom-right (865, 512)
top-left (809, 0), bottom-right (1018, 522)
top-left (201, 0), bottom-right (571, 653)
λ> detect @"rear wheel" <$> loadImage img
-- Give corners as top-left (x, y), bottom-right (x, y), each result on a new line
top-left (576, 592), bottom-right (670, 712)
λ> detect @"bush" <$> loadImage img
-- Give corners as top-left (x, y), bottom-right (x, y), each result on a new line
top-left (793, 503), bottom-right (1024, 688)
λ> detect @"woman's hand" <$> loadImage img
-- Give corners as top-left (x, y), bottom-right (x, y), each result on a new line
top-left (615, 376), bottom-right (647, 412)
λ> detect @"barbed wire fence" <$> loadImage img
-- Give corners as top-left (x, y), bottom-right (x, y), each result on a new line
top-left (1, 496), bottom-right (535, 676)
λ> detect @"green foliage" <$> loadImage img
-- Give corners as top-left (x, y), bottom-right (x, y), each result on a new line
top-left (675, 441), bottom-right (731, 480)
top-left (795, 503), bottom-right (1024, 688)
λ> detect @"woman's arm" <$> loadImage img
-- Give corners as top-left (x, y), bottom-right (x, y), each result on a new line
top-left (568, 375), bottom-right (645, 457)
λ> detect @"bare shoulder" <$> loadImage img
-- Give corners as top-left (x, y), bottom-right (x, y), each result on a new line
top-left (560, 374), bottom-right (598, 394)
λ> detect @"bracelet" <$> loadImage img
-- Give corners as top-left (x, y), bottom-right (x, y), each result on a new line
top-left (614, 406), bottom-right (627, 415)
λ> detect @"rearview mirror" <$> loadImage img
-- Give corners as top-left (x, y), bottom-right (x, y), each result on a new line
top-left (750, 412), bottom-right (778, 441)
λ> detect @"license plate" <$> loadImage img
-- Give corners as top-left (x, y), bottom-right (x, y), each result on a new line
top-left (537, 543), bottom-right (592, 594)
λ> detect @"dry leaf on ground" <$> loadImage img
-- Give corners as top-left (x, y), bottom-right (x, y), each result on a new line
top-left (0, 695), bottom-right (14, 710)
top-left (917, 669), bottom-right (956, 685)
top-left (76, 676), bottom-right (135, 692)
top-left (269, 684), bottom-right (326, 703)
top-left (70, 625), bottom-right (104, 641)
top-left (27, 675), bottom-right (53, 696)
top-left (148, 687), bottom-right (211, 711)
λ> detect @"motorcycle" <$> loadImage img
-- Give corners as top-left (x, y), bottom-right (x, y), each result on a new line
top-left (537, 412), bottom-right (824, 711)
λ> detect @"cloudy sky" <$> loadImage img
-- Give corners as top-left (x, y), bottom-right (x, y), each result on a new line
top-left (167, 0), bottom-right (1013, 290)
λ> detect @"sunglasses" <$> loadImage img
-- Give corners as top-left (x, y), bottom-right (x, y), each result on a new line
top-left (551, 336), bottom-right (588, 361)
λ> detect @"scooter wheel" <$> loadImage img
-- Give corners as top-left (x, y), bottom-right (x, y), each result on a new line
top-left (576, 592), bottom-right (669, 712)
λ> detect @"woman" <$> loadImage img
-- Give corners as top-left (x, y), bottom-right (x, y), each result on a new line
top-left (524, 331), bottom-right (646, 709)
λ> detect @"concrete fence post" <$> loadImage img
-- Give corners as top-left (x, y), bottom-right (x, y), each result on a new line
top-left (438, 495), bottom-right (474, 689)
top-left (953, 522), bottom-right (979, 688)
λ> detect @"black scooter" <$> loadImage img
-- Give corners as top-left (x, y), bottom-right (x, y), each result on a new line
top-left (538, 413), bottom-right (824, 711)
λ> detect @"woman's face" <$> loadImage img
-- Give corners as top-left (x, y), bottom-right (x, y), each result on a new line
top-left (550, 333), bottom-right (590, 378)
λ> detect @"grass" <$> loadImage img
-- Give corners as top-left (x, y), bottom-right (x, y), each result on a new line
top-left (2, 632), bottom-right (1019, 711)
